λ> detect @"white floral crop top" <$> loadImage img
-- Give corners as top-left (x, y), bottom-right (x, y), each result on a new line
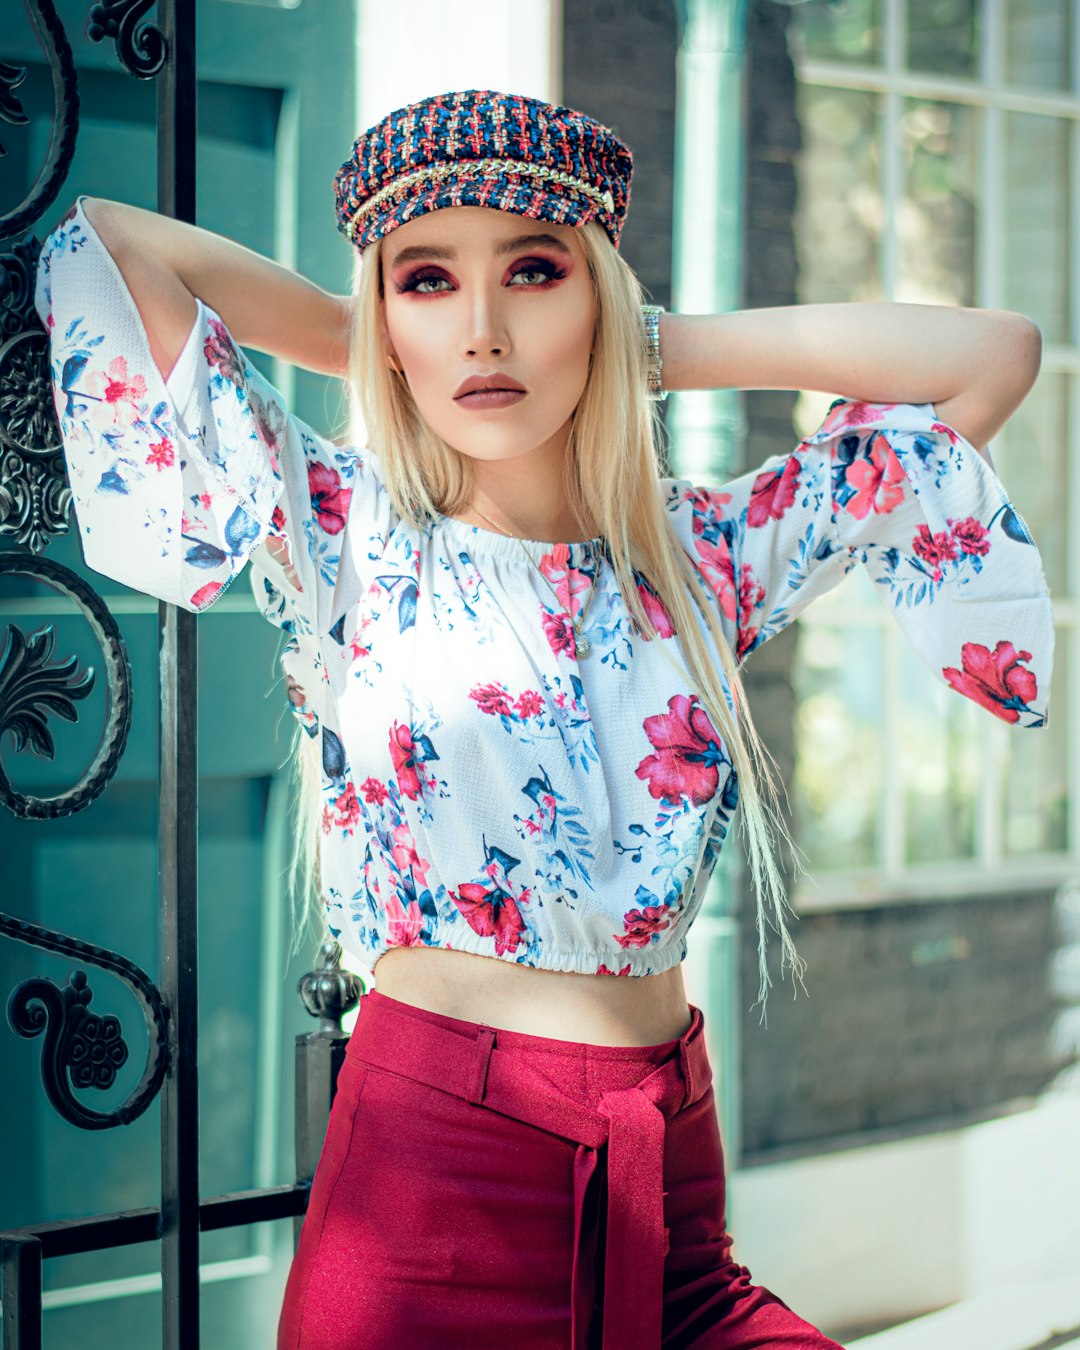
top-left (35, 198), bottom-right (1054, 982)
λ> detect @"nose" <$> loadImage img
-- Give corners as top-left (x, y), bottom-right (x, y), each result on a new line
top-left (459, 284), bottom-right (511, 361)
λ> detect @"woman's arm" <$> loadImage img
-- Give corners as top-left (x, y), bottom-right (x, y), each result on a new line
top-left (659, 303), bottom-right (1042, 451)
top-left (81, 197), bottom-right (352, 383)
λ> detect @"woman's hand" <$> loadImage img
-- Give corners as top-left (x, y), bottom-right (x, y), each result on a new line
top-left (80, 197), bottom-right (353, 383)
top-left (658, 303), bottom-right (1042, 451)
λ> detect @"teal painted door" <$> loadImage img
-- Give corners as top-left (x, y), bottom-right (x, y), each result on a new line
top-left (0, 1), bottom-right (358, 1343)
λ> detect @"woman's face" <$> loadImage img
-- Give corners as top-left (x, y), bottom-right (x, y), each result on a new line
top-left (379, 206), bottom-right (596, 466)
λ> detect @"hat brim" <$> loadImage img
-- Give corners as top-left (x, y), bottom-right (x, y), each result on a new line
top-left (349, 173), bottom-right (608, 252)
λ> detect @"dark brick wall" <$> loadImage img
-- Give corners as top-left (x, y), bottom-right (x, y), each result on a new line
top-left (737, 0), bottom-right (1077, 1159)
top-left (561, 0), bottom-right (677, 309)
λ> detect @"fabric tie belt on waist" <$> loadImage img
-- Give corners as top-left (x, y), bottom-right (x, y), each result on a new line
top-left (348, 996), bottom-right (713, 1350)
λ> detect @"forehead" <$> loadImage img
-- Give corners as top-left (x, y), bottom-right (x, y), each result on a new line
top-left (383, 206), bottom-right (584, 264)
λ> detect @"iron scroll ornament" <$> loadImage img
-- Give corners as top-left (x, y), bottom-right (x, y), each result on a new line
top-left (2, 912), bottom-right (171, 1130)
top-left (0, 0), bottom-right (80, 242)
top-left (86, 0), bottom-right (167, 79)
top-left (0, 552), bottom-right (134, 820)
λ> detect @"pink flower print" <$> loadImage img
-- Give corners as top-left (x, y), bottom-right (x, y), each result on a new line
top-left (385, 894), bottom-right (424, 947)
top-left (360, 777), bottom-right (388, 805)
top-left (942, 641), bottom-right (1038, 724)
top-left (102, 355), bottom-right (148, 408)
top-left (820, 399), bottom-right (898, 438)
top-left (470, 682), bottom-right (514, 717)
top-left (146, 437), bottom-right (174, 471)
top-left (747, 456), bottom-right (800, 529)
top-left (451, 882), bottom-right (527, 956)
top-left (738, 564), bottom-right (766, 631)
top-left (308, 461), bottom-right (352, 535)
top-left (389, 722), bottom-right (424, 799)
top-left (542, 609), bottom-right (577, 658)
top-left (349, 613), bottom-right (374, 659)
top-left (515, 689), bottom-right (545, 719)
top-left (390, 824), bottom-right (431, 889)
top-left (189, 581), bottom-right (223, 610)
top-left (538, 542), bottom-right (592, 615)
top-left (331, 781), bottom-right (361, 832)
top-left (912, 525), bottom-right (958, 580)
top-left (615, 904), bottom-right (671, 949)
top-left (694, 535), bottom-right (737, 622)
top-left (271, 504), bottom-right (286, 532)
top-left (635, 693), bottom-right (725, 806)
top-left (932, 420), bottom-right (962, 448)
top-left (597, 963), bottom-right (632, 976)
top-left (637, 579), bottom-right (676, 638)
top-left (85, 356), bottom-right (147, 432)
top-left (199, 492), bottom-right (213, 510)
top-left (204, 317), bottom-right (244, 387)
top-left (843, 433), bottom-right (907, 520)
top-left (685, 484), bottom-right (732, 527)
top-left (320, 804), bottom-right (335, 836)
top-left (950, 516), bottom-right (990, 557)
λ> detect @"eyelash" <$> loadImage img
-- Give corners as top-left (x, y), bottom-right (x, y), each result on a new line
top-left (394, 257), bottom-right (568, 295)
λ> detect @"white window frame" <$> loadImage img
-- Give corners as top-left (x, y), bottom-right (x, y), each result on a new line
top-left (790, 0), bottom-right (1080, 910)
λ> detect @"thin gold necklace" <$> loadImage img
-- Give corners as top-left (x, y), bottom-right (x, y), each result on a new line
top-left (471, 506), bottom-right (602, 659)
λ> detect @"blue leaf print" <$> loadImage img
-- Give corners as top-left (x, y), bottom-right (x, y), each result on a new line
top-left (328, 614), bottom-right (346, 646)
top-left (184, 541), bottom-right (230, 568)
top-left (322, 726), bottom-right (346, 782)
top-left (398, 580), bottom-right (417, 633)
top-left (998, 504), bottom-right (1033, 545)
top-left (61, 351), bottom-right (90, 389)
top-left (97, 470), bottom-right (129, 495)
top-left (224, 504), bottom-right (260, 555)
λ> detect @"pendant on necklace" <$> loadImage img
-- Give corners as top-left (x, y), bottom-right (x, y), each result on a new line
top-left (574, 625), bottom-right (591, 658)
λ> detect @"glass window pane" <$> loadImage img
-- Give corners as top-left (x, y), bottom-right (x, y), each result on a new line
top-left (1003, 113), bottom-right (1070, 345)
top-left (991, 372), bottom-right (1070, 597)
top-left (1001, 636), bottom-right (1067, 856)
top-left (1003, 0), bottom-right (1072, 91)
top-left (907, 0), bottom-right (979, 77)
top-left (793, 621), bottom-right (885, 872)
top-left (898, 100), bottom-right (978, 307)
top-left (899, 637), bottom-right (981, 864)
top-left (795, 85), bottom-right (882, 304)
top-left (788, 0), bottom-right (883, 65)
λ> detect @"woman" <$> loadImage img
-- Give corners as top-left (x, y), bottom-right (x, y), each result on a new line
top-left (35, 89), bottom-right (1052, 1349)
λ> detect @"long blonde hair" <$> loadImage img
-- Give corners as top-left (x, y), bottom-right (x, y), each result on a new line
top-left (288, 219), bottom-right (804, 1011)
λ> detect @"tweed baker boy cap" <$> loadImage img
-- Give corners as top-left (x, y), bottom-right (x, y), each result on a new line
top-left (333, 89), bottom-right (634, 253)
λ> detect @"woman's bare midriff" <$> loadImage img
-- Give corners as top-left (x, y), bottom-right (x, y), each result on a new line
top-left (372, 946), bottom-right (692, 1047)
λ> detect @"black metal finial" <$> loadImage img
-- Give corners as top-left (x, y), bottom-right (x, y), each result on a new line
top-left (297, 940), bottom-right (362, 1033)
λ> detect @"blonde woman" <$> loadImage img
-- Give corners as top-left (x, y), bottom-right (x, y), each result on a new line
top-left (35, 90), bottom-right (1051, 1350)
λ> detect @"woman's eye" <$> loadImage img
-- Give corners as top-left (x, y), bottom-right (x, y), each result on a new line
top-left (508, 259), bottom-right (565, 287)
top-left (396, 269), bottom-right (453, 295)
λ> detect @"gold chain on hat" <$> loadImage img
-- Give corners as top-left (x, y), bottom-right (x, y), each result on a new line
top-left (471, 507), bottom-right (602, 659)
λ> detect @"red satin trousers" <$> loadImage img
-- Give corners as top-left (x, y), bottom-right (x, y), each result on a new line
top-left (277, 988), bottom-right (844, 1350)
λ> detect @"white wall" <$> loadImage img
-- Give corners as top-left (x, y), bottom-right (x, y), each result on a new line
top-left (727, 1092), bottom-right (1080, 1337)
top-left (356, 0), bottom-right (559, 133)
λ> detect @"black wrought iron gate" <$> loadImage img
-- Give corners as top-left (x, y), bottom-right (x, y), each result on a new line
top-left (0, 4), bottom-right (358, 1346)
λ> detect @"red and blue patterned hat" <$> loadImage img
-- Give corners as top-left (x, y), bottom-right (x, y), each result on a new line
top-left (333, 89), bottom-right (634, 253)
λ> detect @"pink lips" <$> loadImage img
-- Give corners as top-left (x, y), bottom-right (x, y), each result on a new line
top-left (453, 372), bottom-right (527, 410)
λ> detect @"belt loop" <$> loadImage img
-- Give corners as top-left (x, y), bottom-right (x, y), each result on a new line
top-left (465, 1027), bottom-right (496, 1105)
top-left (678, 1033), bottom-right (694, 1109)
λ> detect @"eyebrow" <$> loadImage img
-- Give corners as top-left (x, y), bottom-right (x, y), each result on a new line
top-left (387, 232), bottom-right (574, 268)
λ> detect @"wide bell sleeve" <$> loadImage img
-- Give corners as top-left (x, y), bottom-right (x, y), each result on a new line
top-left (32, 195), bottom-right (392, 644)
top-left (664, 398), bottom-right (1054, 729)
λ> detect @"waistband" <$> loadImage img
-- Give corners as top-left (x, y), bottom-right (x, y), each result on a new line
top-left (347, 988), bottom-right (714, 1350)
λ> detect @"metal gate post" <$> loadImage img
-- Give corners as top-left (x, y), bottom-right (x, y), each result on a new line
top-left (1, 1236), bottom-right (42, 1350)
top-left (155, 2), bottom-right (201, 1345)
